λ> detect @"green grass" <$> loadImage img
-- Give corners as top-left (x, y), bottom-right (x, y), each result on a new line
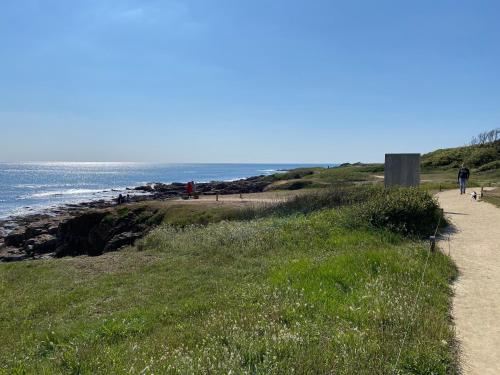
top-left (263, 162), bottom-right (499, 195)
top-left (264, 140), bottom-right (500, 192)
top-left (252, 138), bottom-right (500, 194)
top-left (262, 164), bottom-right (385, 192)
top-left (421, 140), bottom-right (500, 170)
top-left (0, 188), bottom-right (458, 374)
top-left (108, 200), bottom-right (263, 228)
top-left (151, 202), bottom-right (248, 227)
top-left (482, 188), bottom-right (500, 208)
top-left (264, 167), bottom-right (321, 182)
top-left (303, 164), bottom-right (384, 185)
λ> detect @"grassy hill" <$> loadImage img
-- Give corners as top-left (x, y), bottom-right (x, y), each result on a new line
top-left (261, 141), bottom-right (500, 192)
top-left (0, 187), bottom-right (458, 374)
top-left (421, 140), bottom-right (500, 172)
top-left (420, 140), bottom-right (500, 189)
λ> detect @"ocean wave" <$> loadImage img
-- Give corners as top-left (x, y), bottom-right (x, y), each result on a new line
top-left (1, 190), bottom-right (150, 220)
top-left (18, 188), bottom-right (111, 200)
top-left (2, 169), bottom-right (123, 175)
top-left (257, 169), bottom-right (289, 174)
top-left (15, 183), bottom-right (93, 189)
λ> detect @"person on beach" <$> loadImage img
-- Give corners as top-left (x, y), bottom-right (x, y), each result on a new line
top-left (186, 181), bottom-right (193, 198)
top-left (458, 163), bottom-right (470, 195)
top-left (117, 194), bottom-right (124, 204)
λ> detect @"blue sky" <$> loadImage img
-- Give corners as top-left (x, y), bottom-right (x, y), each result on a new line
top-left (1, 0), bottom-right (499, 163)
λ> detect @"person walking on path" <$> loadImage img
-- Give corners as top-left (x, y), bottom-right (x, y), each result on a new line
top-left (458, 163), bottom-right (470, 195)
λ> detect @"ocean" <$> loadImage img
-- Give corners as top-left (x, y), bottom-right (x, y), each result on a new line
top-left (0, 162), bottom-right (329, 219)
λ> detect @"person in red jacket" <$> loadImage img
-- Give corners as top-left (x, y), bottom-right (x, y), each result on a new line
top-left (186, 181), bottom-right (193, 197)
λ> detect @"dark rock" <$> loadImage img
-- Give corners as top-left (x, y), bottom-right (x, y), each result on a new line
top-left (25, 234), bottom-right (57, 254)
top-left (47, 225), bottom-right (59, 235)
top-left (104, 232), bottom-right (142, 252)
top-left (25, 224), bottom-right (48, 239)
top-left (4, 228), bottom-right (25, 247)
top-left (33, 252), bottom-right (56, 260)
top-left (135, 185), bottom-right (155, 192)
top-left (134, 175), bottom-right (273, 197)
top-left (1, 254), bottom-right (28, 262)
top-left (0, 246), bottom-right (28, 262)
top-left (163, 190), bottom-right (181, 195)
top-left (55, 211), bottom-right (108, 257)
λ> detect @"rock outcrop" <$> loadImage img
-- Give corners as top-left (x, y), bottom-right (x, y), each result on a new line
top-left (55, 211), bottom-right (109, 257)
top-left (0, 206), bottom-right (165, 261)
top-left (135, 175), bottom-right (272, 197)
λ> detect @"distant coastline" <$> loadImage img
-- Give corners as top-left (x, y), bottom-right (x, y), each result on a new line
top-left (0, 167), bottom-right (328, 262)
top-left (0, 162), bottom-right (333, 220)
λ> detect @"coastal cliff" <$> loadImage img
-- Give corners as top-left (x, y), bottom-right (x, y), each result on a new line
top-left (0, 175), bottom-right (277, 262)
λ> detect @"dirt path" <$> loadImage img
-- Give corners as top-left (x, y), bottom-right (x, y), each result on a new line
top-left (437, 189), bottom-right (500, 375)
top-left (174, 190), bottom-right (311, 206)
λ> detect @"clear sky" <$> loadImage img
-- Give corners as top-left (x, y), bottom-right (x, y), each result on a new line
top-left (1, 0), bottom-right (499, 163)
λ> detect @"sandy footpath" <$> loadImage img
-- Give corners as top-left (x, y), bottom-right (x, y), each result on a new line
top-left (437, 189), bottom-right (500, 375)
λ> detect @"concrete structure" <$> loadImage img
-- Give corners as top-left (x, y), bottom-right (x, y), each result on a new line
top-left (384, 153), bottom-right (421, 187)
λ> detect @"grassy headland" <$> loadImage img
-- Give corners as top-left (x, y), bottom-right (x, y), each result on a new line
top-left (421, 139), bottom-right (500, 188)
top-left (260, 140), bottom-right (500, 193)
top-left (1, 186), bottom-right (458, 374)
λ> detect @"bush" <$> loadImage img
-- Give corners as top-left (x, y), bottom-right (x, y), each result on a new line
top-left (350, 188), bottom-right (442, 237)
top-left (465, 146), bottom-right (498, 167)
top-left (267, 168), bottom-right (316, 182)
top-left (476, 160), bottom-right (500, 172)
top-left (233, 186), bottom-right (444, 238)
top-left (267, 186), bottom-right (376, 216)
top-left (268, 180), bottom-right (314, 191)
top-left (422, 140), bottom-right (499, 170)
top-left (422, 148), bottom-right (463, 168)
top-left (255, 186), bottom-right (442, 238)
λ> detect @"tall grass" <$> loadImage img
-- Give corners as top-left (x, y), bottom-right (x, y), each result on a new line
top-left (242, 186), bottom-right (443, 237)
top-left (0, 187), bottom-right (458, 374)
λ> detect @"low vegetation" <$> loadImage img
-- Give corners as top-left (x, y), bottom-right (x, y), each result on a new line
top-left (482, 187), bottom-right (500, 208)
top-left (302, 164), bottom-right (384, 185)
top-left (421, 128), bottom-right (499, 173)
top-left (0, 186), bottom-right (458, 374)
top-left (261, 133), bottom-right (500, 192)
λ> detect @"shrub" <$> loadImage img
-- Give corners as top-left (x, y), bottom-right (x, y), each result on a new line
top-left (464, 146), bottom-right (498, 167)
top-left (229, 186), bottom-right (443, 238)
top-left (267, 186), bottom-right (376, 216)
top-left (422, 140), bottom-right (499, 170)
top-left (421, 148), bottom-right (463, 168)
top-left (350, 188), bottom-right (442, 237)
top-left (252, 186), bottom-right (442, 237)
top-left (476, 160), bottom-right (500, 172)
top-left (266, 168), bottom-right (317, 182)
top-left (267, 180), bottom-right (314, 191)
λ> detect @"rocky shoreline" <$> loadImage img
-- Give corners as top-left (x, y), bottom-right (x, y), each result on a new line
top-left (0, 175), bottom-right (274, 262)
